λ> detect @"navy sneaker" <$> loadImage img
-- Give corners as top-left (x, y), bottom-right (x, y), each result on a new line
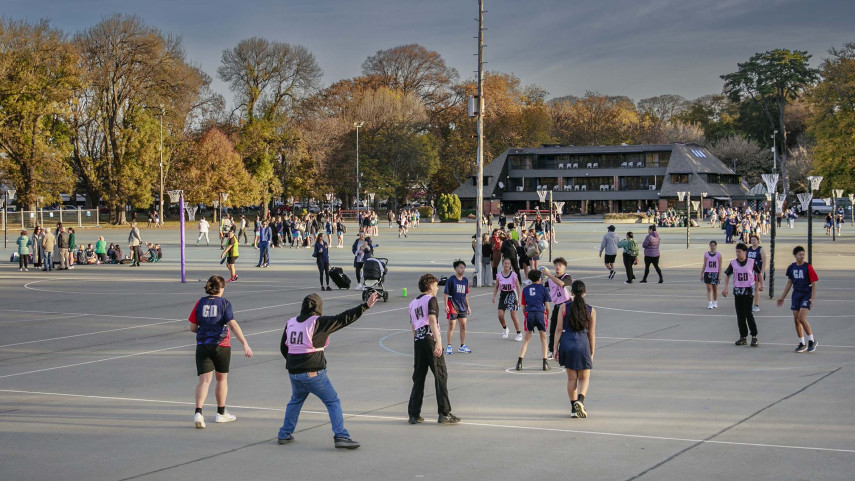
top-left (334, 436), bottom-right (360, 449)
top-left (408, 416), bottom-right (424, 424)
top-left (735, 337), bottom-right (747, 346)
top-left (807, 340), bottom-right (817, 352)
top-left (795, 343), bottom-right (807, 353)
top-left (277, 435), bottom-right (295, 445)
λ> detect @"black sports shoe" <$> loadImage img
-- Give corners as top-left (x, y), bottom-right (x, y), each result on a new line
top-left (795, 343), bottom-right (807, 353)
top-left (751, 337), bottom-right (759, 347)
top-left (608, 270), bottom-right (615, 280)
top-left (658, 278), bottom-right (663, 284)
top-left (543, 359), bottom-right (550, 371)
top-left (639, 279), bottom-right (647, 283)
top-left (807, 340), bottom-right (817, 352)
top-left (735, 337), bottom-right (747, 346)
top-left (516, 359), bottom-right (523, 371)
top-left (334, 436), bottom-right (361, 449)
top-left (438, 413), bottom-right (461, 425)
top-left (277, 435), bottom-right (295, 445)
top-left (574, 401), bottom-right (588, 418)
top-left (408, 416), bottom-right (424, 424)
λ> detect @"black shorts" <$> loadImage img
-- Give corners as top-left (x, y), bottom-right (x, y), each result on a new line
top-left (524, 311), bottom-right (547, 332)
top-left (226, 255), bottom-right (238, 265)
top-left (604, 254), bottom-right (616, 264)
top-left (196, 344), bottom-right (231, 375)
top-left (703, 272), bottom-right (719, 285)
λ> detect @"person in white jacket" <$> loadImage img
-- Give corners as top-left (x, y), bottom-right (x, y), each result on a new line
top-left (197, 217), bottom-right (210, 246)
top-left (598, 225), bottom-right (620, 280)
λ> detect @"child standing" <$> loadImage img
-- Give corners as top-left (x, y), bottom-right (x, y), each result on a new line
top-left (553, 280), bottom-right (596, 418)
top-left (777, 246), bottom-right (819, 353)
top-left (701, 240), bottom-right (722, 309)
top-left (444, 260), bottom-right (472, 355)
top-left (492, 257), bottom-right (523, 341)
top-left (542, 258), bottom-right (572, 357)
top-left (189, 275), bottom-right (253, 428)
top-left (516, 270), bottom-right (552, 371)
top-left (722, 243), bottom-right (764, 347)
top-left (408, 274), bottom-right (460, 425)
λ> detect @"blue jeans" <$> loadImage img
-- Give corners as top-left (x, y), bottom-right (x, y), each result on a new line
top-left (278, 370), bottom-right (349, 439)
top-left (43, 252), bottom-right (53, 271)
top-left (258, 241), bottom-right (269, 266)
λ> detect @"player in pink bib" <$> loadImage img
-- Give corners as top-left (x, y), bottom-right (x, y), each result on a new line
top-left (492, 257), bottom-right (523, 341)
top-left (408, 273), bottom-right (460, 425)
top-left (700, 240), bottom-right (722, 309)
top-left (722, 243), bottom-right (764, 347)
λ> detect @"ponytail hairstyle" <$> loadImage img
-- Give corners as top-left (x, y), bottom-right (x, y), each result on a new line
top-left (205, 275), bottom-right (226, 295)
top-left (567, 280), bottom-right (589, 332)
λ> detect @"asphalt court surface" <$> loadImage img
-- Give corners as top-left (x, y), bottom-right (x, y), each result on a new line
top-left (1, 219), bottom-right (854, 480)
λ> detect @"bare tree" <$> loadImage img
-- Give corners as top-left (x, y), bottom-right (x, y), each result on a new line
top-left (362, 44), bottom-right (459, 110)
top-left (637, 94), bottom-right (688, 122)
top-left (218, 38), bottom-right (322, 121)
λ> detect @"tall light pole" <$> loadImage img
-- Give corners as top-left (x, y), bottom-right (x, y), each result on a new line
top-left (833, 188), bottom-right (843, 241)
top-left (699, 192), bottom-right (707, 222)
top-left (677, 191), bottom-right (690, 248)
top-left (771, 130), bottom-right (778, 172)
top-left (3, 189), bottom-right (15, 249)
top-left (806, 176), bottom-right (823, 264)
top-left (762, 173), bottom-right (779, 298)
top-left (158, 105), bottom-right (164, 226)
top-left (354, 121), bottom-right (363, 210)
top-left (473, 0), bottom-right (486, 286)
top-left (848, 193), bottom-right (854, 227)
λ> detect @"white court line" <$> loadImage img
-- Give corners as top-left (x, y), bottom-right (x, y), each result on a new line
top-left (591, 305), bottom-right (854, 319)
top-left (23, 279), bottom-right (323, 296)
top-left (0, 388), bottom-right (853, 455)
top-left (0, 313), bottom-right (89, 326)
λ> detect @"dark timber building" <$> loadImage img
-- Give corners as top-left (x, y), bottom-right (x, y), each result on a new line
top-left (453, 143), bottom-right (750, 215)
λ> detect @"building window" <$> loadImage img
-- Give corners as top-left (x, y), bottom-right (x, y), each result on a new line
top-left (647, 151), bottom-right (671, 167)
top-left (509, 155), bottom-right (533, 170)
top-left (707, 174), bottom-right (740, 185)
top-left (619, 176), bottom-right (660, 191)
top-left (671, 174), bottom-right (690, 184)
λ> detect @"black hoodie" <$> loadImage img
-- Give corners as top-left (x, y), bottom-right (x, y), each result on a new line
top-left (280, 293), bottom-right (369, 374)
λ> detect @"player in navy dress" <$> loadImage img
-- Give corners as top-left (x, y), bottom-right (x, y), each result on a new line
top-left (553, 280), bottom-right (596, 418)
top-left (444, 260), bottom-right (472, 354)
top-left (189, 275), bottom-right (253, 429)
top-left (777, 246), bottom-right (819, 352)
top-left (517, 270), bottom-right (552, 371)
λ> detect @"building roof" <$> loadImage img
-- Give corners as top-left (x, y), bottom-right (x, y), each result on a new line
top-left (451, 150), bottom-right (507, 199)
top-left (505, 144), bottom-right (675, 155)
top-left (658, 144), bottom-right (748, 198)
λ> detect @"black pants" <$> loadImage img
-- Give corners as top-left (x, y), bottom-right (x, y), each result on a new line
top-left (408, 338), bottom-right (452, 418)
top-left (19, 255), bottom-right (28, 269)
top-left (642, 255), bottom-right (662, 281)
top-left (734, 293), bottom-right (758, 337)
top-left (549, 304), bottom-right (564, 352)
top-left (622, 253), bottom-right (636, 282)
top-left (317, 262), bottom-right (330, 287)
top-left (355, 262), bottom-right (363, 284)
top-left (132, 245), bottom-right (143, 266)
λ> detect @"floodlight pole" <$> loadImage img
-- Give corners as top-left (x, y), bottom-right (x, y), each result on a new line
top-left (473, 0), bottom-right (486, 287)
top-left (848, 194), bottom-right (854, 227)
top-left (180, 192), bottom-right (186, 283)
top-left (769, 193), bottom-right (777, 299)
top-left (831, 185), bottom-right (836, 242)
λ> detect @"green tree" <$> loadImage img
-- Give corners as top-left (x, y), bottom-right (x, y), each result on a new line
top-left (437, 193), bottom-right (461, 222)
top-left (0, 18), bottom-right (79, 212)
top-left (807, 41), bottom-right (855, 194)
top-left (721, 49), bottom-right (820, 197)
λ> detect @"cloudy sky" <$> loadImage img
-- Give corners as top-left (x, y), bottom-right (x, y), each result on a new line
top-left (5, 0), bottom-right (854, 104)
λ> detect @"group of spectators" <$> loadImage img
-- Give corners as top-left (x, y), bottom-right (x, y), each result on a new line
top-left (12, 222), bottom-right (157, 272)
top-left (474, 218), bottom-right (553, 287)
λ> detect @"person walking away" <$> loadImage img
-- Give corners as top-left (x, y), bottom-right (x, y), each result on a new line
top-left (189, 275), bottom-right (253, 428)
top-left (516, 269), bottom-right (552, 371)
top-left (67, 227), bottom-right (76, 268)
top-left (721, 243), bottom-right (764, 347)
top-left (16, 230), bottom-right (30, 271)
top-left (257, 220), bottom-right (271, 267)
top-left (313, 234), bottom-right (332, 291)
top-left (777, 246), bottom-right (819, 353)
top-left (351, 233), bottom-right (372, 290)
top-left (221, 230), bottom-right (239, 282)
top-left (640, 225), bottom-right (663, 283)
top-left (553, 280), bottom-right (596, 418)
top-left (480, 233), bottom-right (493, 286)
top-left (701, 241), bottom-right (722, 309)
top-left (196, 216), bottom-right (210, 246)
top-left (42, 228), bottom-right (56, 271)
top-left (407, 274), bottom-right (460, 426)
top-left (500, 232), bottom-right (521, 278)
top-left (492, 257), bottom-right (523, 341)
top-left (617, 232), bottom-right (639, 284)
top-left (128, 222), bottom-right (142, 267)
top-left (237, 215), bottom-right (248, 244)
top-left (277, 291), bottom-right (378, 447)
top-left (598, 225), bottom-right (619, 280)
top-left (746, 235), bottom-right (766, 312)
top-left (542, 258), bottom-right (572, 357)
top-left (443, 260), bottom-right (472, 355)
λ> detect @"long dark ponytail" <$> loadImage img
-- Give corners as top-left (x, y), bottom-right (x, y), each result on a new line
top-left (567, 280), bottom-right (589, 332)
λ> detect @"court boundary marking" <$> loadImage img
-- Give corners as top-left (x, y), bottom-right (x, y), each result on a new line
top-left (0, 388), bottom-right (852, 455)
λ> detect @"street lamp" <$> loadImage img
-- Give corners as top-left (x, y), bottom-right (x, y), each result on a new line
top-left (848, 193), bottom-right (854, 227)
top-left (677, 191), bottom-right (689, 249)
top-left (3, 188), bottom-right (15, 249)
top-left (771, 130), bottom-right (778, 171)
top-left (806, 176), bottom-right (823, 264)
top-left (761, 173), bottom-right (779, 298)
top-left (699, 192), bottom-right (707, 222)
top-left (832, 189), bottom-right (843, 241)
top-left (219, 192), bottom-right (229, 224)
top-left (354, 121), bottom-right (364, 210)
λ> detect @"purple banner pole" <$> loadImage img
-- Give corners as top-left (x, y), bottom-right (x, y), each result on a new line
top-left (180, 194), bottom-right (186, 283)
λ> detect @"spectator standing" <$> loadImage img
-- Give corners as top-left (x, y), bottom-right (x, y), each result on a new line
top-left (16, 230), bottom-right (31, 271)
top-left (598, 225), bottom-right (620, 280)
top-left (197, 216), bottom-right (210, 246)
top-left (128, 221), bottom-right (142, 267)
top-left (95, 236), bottom-right (107, 263)
top-left (42, 228), bottom-right (56, 271)
top-left (57, 227), bottom-right (70, 270)
top-left (640, 225), bottom-right (663, 284)
top-left (617, 232), bottom-right (639, 284)
top-left (257, 220), bottom-right (271, 267)
top-left (313, 234), bottom-right (332, 291)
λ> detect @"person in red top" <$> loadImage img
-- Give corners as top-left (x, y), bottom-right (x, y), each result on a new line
top-left (189, 275), bottom-right (253, 429)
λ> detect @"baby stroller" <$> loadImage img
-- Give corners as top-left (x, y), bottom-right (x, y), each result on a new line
top-left (362, 257), bottom-right (389, 302)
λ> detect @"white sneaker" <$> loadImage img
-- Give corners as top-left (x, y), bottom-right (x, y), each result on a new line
top-left (194, 413), bottom-right (206, 429)
top-left (707, 301), bottom-right (713, 310)
top-left (514, 333), bottom-right (523, 342)
top-left (752, 305), bottom-right (760, 313)
top-left (215, 410), bottom-right (236, 423)
top-left (353, 284), bottom-right (363, 291)
top-left (502, 328), bottom-right (509, 339)
top-left (713, 301), bottom-right (718, 309)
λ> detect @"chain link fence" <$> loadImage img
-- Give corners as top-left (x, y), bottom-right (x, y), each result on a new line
top-left (2, 207), bottom-right (101, 230)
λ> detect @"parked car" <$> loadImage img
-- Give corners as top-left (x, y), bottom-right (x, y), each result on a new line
top-left (810, 199), bottom-right (834, 215)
